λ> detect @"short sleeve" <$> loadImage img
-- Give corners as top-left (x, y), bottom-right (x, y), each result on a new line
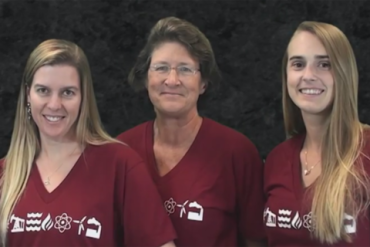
top-left (232, 138), bottom-right (266, 241)
top-left (117, 158), bottom-right (177, 246)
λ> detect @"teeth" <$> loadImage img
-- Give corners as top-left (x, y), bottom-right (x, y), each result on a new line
top-left (301, 89), bottom-right (323, 95)
top-left (45, 116), bottom-right (62, 122)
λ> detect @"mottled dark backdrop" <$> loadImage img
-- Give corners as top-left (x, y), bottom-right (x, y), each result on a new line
top-left (0, 0), bottom-right (369, 159)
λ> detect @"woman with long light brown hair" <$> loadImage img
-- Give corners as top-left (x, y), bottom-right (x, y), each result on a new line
top-left (263, 21), bottom-right (370, 246)
top-left (0, 39), bottom-right (176, 247)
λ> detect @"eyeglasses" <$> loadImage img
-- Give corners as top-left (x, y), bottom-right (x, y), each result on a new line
top-left (149, 64), bottom-right (200, 77)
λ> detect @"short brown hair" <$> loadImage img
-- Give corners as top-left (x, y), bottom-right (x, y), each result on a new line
top-left (128, 16), bottom-right (221, 94)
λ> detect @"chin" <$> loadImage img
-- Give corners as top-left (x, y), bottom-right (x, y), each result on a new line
top-left (40, 128), bottom-right (72, 140)
top-left (300, 106), bottom-right (331, 116)
top-left (156, 107), bottom-right (186, 117)
top-left (295, 100), bottom-right (330, 112)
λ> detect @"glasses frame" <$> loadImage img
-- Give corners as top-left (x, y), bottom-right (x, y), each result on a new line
top-left (149, 64), bottom-right (200, 77)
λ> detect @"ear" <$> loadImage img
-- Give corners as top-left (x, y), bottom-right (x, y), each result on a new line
top-left (199, 81), bottom-right (207, 95)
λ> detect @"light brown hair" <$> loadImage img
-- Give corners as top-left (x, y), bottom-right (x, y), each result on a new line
top-left (0, 39), bottom-right (119, 245)
top-left (282, 21), bottom-right (370, 244)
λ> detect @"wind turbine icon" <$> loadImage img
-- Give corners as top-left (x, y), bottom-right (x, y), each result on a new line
top-left (177, 200), bottom-right (189, 218)
top-left (73, 216), bottom-right (86, 235)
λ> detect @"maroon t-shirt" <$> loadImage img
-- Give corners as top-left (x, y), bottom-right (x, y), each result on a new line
top-left (117, 117), bottom-right (266, 246)
top-left (5, 142), bottom-right (176, 247)
top-left (264, 133), bottom-right (370, 247)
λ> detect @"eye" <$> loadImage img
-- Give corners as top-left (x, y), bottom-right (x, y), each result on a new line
top-left (36, 87), bottom-right (48, 94)
top-left (154, 65), bottom-right (169, 72)
top-left (178, 66), bottom-right (193, 73)
top-left (319, 61), bottom-right (331, 69)
top-left (291, 61), bottom-right (304, 69)
top-left (291, 61), bottom-right (305, 70)
top-left (63, 89), bottom-right (75, 96)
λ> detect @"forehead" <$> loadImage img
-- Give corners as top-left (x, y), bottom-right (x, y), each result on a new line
top-left (287, 31), bottom-right (328, 57)
top-left (151, 42), bottom-right (198, 64)
top-left (32, 64), bottom-right (80, 87)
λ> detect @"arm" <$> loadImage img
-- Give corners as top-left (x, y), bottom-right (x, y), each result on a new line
top-left (232, 137), bottom-right (267, 245)
top-left (116, 148), bottom-right (177, 246)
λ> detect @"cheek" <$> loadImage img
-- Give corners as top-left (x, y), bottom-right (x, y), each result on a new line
top-left (286, 70), bottom-right (298, 84)
top-left (286, 78), bottom-right (297, 94)
top-left (146, 84), bottom-right (157, 101)
top-left (286, 70), bottom-right (301, 88)
top-left (147, 75), bottom-right (160, 93)
top-left (75, 96), bottom-right (82, 111)
top-left (29, 95), bottom-right (42, 113)
top-left (145, 80), bottom-right (160, 104)
top-left (328, 80), bottom-right (335, 101)
top-left (67, 96), bottom-right (82, 117)
top-left (286, 80), bottom-right (300, 105)
top-left (188, 77), bottom-right (204, 94)
top-left (326, 76), bottom-right (335, 89)
top-left (28, 91), bottom-right (36, 102)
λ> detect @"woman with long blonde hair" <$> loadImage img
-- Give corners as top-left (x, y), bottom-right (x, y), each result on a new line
top-left (0, 39), bottom-right (176, 247)
top-left (263, 21), bottom-right (370, 246)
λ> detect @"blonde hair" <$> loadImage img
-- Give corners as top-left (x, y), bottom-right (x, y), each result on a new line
top-left (282, 21), bottom-right (370, 244)
top-left (0, 39), bottom-right (119, 245)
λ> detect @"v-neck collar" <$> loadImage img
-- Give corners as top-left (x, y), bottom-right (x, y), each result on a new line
top-left (31, 146), bottom-right (88, 204)
top-left (145, 117), bottom-right (208, 185)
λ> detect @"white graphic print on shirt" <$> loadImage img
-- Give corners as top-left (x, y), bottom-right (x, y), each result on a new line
top-left (277, 209), bottom-right (292, 228)
top-left (264, 207), bottom-right (276, 227)
top-left (41, 214), bottom-right (53, 231)
top-left (263, 208), bottom-right (356, 234)
top-left (164, 197), bottom-right (204, 221)
top-left (9, 214), bottom-right (25, 233)
top-left (26, 212), bottom-right (42, 231)
top-left (8, 212), bottom-right (102, 239)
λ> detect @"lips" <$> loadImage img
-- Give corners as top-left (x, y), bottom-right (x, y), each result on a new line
top-left (299, 88), bottom-right (324, 95)
top-left (43, 115), bottom-right (65, 122)
top-left (161, 92), bottom-right (182, 96)
top-left (160, 92), bottom-right (182, 98)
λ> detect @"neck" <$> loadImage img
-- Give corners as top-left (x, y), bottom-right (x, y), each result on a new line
top-left (39, 134), bottom-right (83, 160)
top-left (154, 110), bottom-right (202, 146)
top-left (301, 112), bottom-right (328, 153)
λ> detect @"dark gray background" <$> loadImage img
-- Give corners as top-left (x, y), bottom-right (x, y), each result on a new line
top-left (0, 0), bottom-right (369, 159)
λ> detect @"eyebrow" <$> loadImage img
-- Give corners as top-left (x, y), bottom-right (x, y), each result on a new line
top-left (289, 55), bottom-right (329, 61)
top-left (33, 83), bottom-right (79, 90)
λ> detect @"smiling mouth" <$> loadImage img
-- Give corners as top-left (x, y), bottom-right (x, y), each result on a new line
top-left (161, 92), bottom-right (181, 96)
top-left (43, 115), bottom-right (65, 122)
top-left (299, 88), bottom-right (324, 95)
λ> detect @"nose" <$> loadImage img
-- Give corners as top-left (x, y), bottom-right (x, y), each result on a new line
top-left (302, 65), bottom-right (317, 82)
top-left (164, 68), bottom-right (180, 86)
top-left (47, 94), bottom-right (62, 110)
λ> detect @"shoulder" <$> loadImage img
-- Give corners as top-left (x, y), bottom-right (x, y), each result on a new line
top-left (265, 133), bottom-right (304, 170)
top-left (116, 121), bottom-right (152, 142)
top-left (203, 118), bottom-right (256, 150)
top-left (202, 118), bottom-right (262, 168)
top-left (86, 141), bottom-right (144, 171)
